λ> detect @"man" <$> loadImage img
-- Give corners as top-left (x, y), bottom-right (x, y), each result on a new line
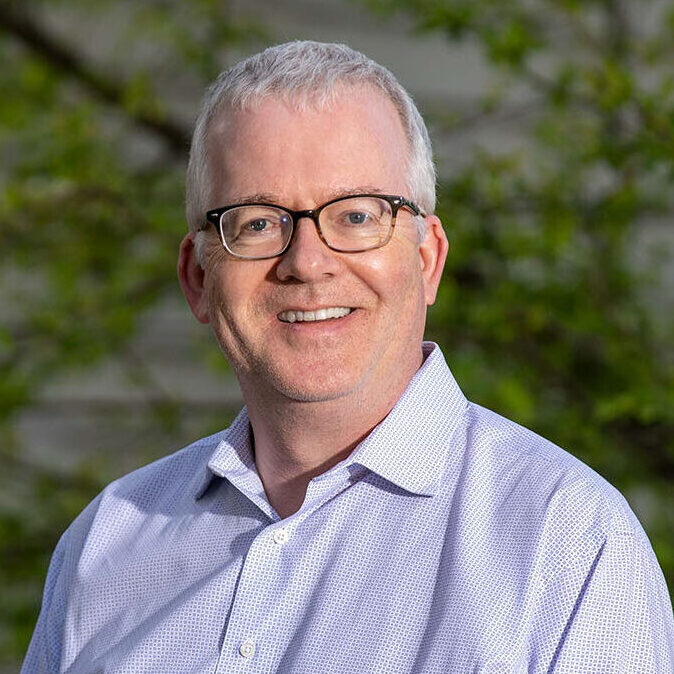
top-left (24, 41), bottom-right (673, 673)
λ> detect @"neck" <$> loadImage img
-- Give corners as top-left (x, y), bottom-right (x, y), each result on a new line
top-left (240, 350), bottom-right (423, 519)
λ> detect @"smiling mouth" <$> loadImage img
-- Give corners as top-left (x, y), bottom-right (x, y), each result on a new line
top-left (277, 307), bottom-right (354, 323)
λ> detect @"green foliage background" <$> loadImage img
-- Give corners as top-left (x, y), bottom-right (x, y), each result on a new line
top-left (1, 0), bottom-right (672, 668)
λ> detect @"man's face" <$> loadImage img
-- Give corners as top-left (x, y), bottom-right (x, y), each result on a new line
top-left (181, 86), bottom-right (446, 405)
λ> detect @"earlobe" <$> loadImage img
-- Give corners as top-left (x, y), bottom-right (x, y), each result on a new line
top-left (177, 233), bottom-right (211, 324)
top-left (419, 215), bottom-right (449, 306)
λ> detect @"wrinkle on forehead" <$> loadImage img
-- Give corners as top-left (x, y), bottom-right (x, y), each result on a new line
top-left (222, 186), bottom-right (386, 209)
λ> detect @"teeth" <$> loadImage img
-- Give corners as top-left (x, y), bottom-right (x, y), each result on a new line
top-left (278, 307), bottom-right (353, 323)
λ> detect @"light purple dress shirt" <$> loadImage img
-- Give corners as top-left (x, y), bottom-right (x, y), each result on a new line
top-left (23, 343), bottom-right (674, 673)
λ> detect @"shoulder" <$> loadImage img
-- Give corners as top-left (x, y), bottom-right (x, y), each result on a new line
top-left (99, 427), bottom-right (226, 505)
top-left (22, 427), bottom-right (232, 670)
top-left (55, 427), bottom-right (229, 568)
top-left (102, 428), bottom-right (228, 504)
top-left (454, 402), bottom-right (649, 573)
top-left (462, 401), bottom-right (637, 518)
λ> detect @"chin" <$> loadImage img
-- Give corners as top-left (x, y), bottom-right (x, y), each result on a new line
top-left (255, 359), bottom-right (369, 404)
top-left (279, 388), bottom-right (352, 404)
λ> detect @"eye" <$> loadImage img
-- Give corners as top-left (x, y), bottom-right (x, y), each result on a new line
top-left (346, 211), bottom-right (370, 225)
top-left (246, 218), bottom-right (271, 232)
top-left (238, 212), bottom-right (290, 236)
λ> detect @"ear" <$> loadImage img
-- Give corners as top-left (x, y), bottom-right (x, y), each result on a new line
top-left (418, 215), bottom-right (449, 306)
top-left (177, 233), bottom-right (211, 324)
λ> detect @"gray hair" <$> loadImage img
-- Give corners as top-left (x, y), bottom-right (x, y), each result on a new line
top-left (185, 41), bottom-right (436, 258)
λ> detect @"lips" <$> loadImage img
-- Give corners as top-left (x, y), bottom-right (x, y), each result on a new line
top-left (277, 307), bottom-right (353, 323)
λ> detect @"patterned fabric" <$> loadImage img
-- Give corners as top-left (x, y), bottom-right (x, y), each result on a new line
top-left (23, 343), bottom-right (674, 673)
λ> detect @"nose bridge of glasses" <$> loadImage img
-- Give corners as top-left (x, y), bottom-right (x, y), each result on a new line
top-left (290, 207), bottom-right (319, 226)
top-left (287, 207), bottom-right (329, 246)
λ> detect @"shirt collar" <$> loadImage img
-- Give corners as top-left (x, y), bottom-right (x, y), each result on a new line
top-left (192, 407), bottom-right (254, 500)
top-left (342, 342), bottom-right (468, 496)
top-left (195, 342), bottom-right (468, 500)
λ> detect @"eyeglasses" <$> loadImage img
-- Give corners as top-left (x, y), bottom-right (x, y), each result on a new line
top-left (200, 193), bottom-right (424, 260)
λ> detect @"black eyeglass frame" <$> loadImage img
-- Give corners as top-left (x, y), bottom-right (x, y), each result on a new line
top-left (200, 193), bottom-right (425, 260)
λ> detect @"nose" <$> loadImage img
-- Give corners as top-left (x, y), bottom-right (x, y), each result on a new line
top-left (275, 216), bottom-right (341, 282)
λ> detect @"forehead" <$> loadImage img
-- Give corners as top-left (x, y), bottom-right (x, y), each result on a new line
top-left (205, 85), bottom-right (410, 206)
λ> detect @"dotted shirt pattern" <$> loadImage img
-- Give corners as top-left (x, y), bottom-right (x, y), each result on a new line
top-left (22, 343), bottom-right (674, 673)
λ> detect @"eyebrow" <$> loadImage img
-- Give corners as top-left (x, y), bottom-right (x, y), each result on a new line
top-left (225, 186), bottom-right (386, 207)
top-left (227, 193), bottom-right (278, 206)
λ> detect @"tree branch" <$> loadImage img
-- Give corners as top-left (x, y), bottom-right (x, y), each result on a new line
top-left (0, 3), bottom-right (190, 156)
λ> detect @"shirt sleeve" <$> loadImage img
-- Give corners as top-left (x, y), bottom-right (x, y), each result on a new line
top-left (21, 530), bottom-right (69, 674)
top-left (549, 531), bottom-right (674, 673)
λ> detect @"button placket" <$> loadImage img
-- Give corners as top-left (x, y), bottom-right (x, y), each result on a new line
top-left (215, 522), bottom-right (296, 673)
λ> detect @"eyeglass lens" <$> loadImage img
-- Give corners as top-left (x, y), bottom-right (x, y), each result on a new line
top-left (219, 196), bottom-right (394, 258)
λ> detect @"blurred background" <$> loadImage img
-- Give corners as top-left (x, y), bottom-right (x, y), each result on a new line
top-left (1, 0), bottom-right (672, 669)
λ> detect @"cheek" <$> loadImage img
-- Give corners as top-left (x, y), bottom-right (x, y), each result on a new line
top-left (205, 284), bottom-right (232, 337)
top-left (203, 266), bottom-right (239, 325)
top-left (204, 277), bottom-right (253, 365)
top-left (204, 262), bottom-right (269, 329)
top-left (361, 248), bottom-right (423, 306)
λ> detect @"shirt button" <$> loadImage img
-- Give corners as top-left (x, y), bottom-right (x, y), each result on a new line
top-left (239, 640), bottom-right (255, 658)
top-left (273, 528), bottom-right (289, 545)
